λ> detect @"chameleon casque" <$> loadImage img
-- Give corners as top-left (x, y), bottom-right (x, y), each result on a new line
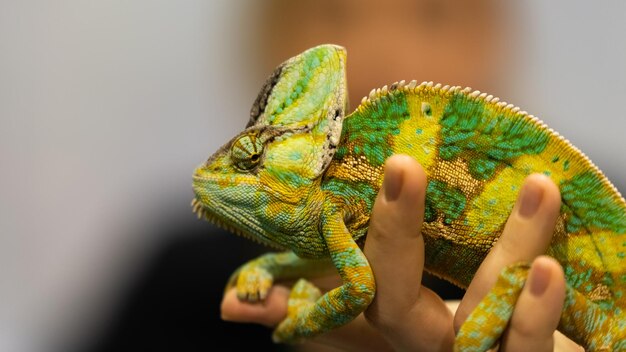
top-left (191, 44), bottom-right (626, 350)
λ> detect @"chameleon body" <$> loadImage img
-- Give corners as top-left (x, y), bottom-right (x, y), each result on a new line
top-left (192, 45), bottom-right (626, 350)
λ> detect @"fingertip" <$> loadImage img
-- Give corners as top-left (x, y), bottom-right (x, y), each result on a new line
top-left (528, 256), bottom-right (552, 296)
top-left (373, 155), bottom-right (427, 239)
top-left (503, 256), bottom-right (565, 348)
top-left (382, 156), bottom-right (406, 202)
top-left (382, 155), bottom-right (426, 211)
top-left (384, 155), bottom-right (426, 191)
top-left (523, 174), bottom-right (561, 215)
top-left (498, 174), bottom-right (562, 257)
top-left (529, 256), bottom-right (565, 300)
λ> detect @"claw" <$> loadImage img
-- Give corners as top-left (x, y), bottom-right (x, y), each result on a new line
top-left (235, 265), bottom-right (273, 303)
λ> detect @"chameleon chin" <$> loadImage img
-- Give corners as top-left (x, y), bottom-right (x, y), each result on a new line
top-left (192, 44), bottom-right (626, 350)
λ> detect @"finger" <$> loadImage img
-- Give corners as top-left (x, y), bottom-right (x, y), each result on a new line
top-left (365, 154), bottom-right (427, 315)
top-left (455, 174), bottom-right (561, 331)
top-left (501, 256), bottom-right (566, 352)
top-left (221, 286), bottom-right (288, 327)
top-left (364, 154), bottom-right (454, 350)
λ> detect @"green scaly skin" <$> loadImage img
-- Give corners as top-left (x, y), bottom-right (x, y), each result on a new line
top-left (192, 45), bottom-right (626, 350)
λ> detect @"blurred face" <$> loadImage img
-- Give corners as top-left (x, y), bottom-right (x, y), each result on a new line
top-left (260, 0), bottom-right (511, 106)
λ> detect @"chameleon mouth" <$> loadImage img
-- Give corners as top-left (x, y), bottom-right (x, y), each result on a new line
top-left (190, 197), bottom-right (282, 249)
top-left (191, 197), bottom-right (240, 234)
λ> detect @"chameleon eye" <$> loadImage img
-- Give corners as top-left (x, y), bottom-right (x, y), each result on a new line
top-left (231, 133), bottom-right (264, 170)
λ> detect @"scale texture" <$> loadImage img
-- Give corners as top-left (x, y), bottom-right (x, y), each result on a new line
top-left (192, 45), bottom-right (626, 350)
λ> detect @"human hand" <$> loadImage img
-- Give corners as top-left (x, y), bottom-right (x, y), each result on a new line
top-left (221, 155), bottom-right (583, 351)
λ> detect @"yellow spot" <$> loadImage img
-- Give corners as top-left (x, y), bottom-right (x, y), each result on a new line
top-left (466, 167), bottom-right (524, 235)
top-left (393, 94), bottom-right (448, 170)
top-left (550, 231), bottom-right (626, 273)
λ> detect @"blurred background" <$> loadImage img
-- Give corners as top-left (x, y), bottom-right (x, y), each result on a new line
top-left (1, 1), bottom-right (624, 351)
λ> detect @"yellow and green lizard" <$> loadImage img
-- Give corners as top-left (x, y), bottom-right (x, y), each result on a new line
top-left (191, 44), bottom-right (626, 350)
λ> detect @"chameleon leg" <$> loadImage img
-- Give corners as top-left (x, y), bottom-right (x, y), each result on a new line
top-left (226, 251), bottom-right (333, 302)
top-left (454, 262), bottom-right (529, 351)
top-left (272, 209), bottom-right (376, 343)
top-left (558, 286), bottom-right (626, 350)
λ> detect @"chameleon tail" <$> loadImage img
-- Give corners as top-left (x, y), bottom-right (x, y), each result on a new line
top-left (454, 262), bottom-right (527, 351)
top-left (559, 285), bottom-right (626, 350)
top-left (454, 262), bottom-right (626, 351)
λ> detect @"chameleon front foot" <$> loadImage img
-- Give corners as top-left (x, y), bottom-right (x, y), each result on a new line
top-left (272, 279), bottom-right (321, 343)
top-left (227, 263), bottom-right (274, 302)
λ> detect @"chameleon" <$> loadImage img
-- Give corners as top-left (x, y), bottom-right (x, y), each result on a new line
top-left (191, 44), bottom-right (626, 350)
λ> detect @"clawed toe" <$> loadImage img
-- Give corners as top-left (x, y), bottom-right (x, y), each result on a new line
top-left (235, 266), bottom-right (273, 303)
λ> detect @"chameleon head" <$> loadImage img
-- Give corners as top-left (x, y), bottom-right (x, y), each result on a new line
top-left (192, 44), bottom-right (348, 248)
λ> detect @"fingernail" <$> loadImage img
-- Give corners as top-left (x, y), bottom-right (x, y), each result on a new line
top-left (517, 180), bottom-right (544, 218)
top-left (529, 258), bottom-right (551, 296)
top-left (383, 164), bottom-right (403, 202)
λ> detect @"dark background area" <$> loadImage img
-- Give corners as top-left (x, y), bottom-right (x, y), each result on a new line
top-left (81, 217), bottom-right (291, 351)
